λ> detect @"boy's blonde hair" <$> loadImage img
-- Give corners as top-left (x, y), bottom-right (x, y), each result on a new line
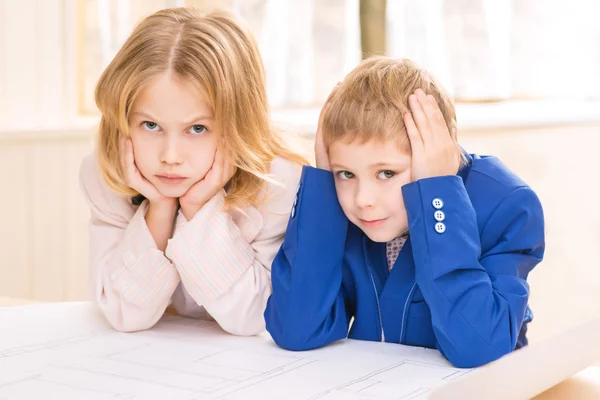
top-left (95, 7), bottom-right (308, 208)
top-left (322, 57), bottom-right (458, 154)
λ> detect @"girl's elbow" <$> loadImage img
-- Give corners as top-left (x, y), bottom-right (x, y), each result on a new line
top-left (104, 313), bottom-right (155, 333)
top-left (219, 318), bottom-right (266, 337)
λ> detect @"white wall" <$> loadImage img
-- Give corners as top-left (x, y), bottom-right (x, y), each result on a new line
top-left (0, 127), bottom-right (93, 301)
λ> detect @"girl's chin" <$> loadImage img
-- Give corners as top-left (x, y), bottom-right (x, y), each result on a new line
top-left (156, 185), bottom-right (191, 199)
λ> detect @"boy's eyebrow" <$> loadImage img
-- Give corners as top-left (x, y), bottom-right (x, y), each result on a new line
top-left (369, 161), bottom-right (410, 168)
top-left (330, 163), bottom-right (351, 170)
top-left (330, 161), bottom-right (410, 170)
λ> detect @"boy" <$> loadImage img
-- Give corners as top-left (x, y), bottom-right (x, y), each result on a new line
top-left (264, 57), bottom-right (545, 368)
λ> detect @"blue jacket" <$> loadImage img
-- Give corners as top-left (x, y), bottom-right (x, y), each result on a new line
top-left (265, 153), bottom-right (545, 368)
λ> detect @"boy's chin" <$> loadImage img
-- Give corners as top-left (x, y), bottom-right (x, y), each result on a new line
top-left (361, 229), bottom-right (399, 243)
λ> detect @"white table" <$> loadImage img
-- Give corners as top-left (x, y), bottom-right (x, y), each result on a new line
top-left (1, 301), bottom-right (598, 399)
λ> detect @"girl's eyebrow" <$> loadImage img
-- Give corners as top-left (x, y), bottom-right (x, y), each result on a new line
top-left (130, 111), bottom-right (214, 125)
top-left (130, 111), bottom-right (159, 120)
top-left (182, 114), bottom-right (214, 125)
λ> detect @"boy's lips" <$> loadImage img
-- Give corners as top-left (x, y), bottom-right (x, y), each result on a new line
top-left (360, 218), bottom-right (388, 228)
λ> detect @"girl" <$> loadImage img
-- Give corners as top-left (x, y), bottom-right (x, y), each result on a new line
top-left (79, 7), bottom-right (307, 334)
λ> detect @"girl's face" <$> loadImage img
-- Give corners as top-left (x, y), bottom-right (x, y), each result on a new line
top-left (128, 72), bottom-right (218, 198)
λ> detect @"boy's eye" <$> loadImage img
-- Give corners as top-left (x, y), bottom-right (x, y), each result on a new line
top-left (377, 170), bottom-right (395, 179)
top-left (336, 171), bottom-right (355, 180)
top-left (189, 125), bottom-right (207, 135)
top-left (141, 121), bottom-right (160, 131)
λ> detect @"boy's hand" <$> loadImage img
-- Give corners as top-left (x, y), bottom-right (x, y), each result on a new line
top-left (179, 148), bottom-right (236, 220)
top-left (122, 137), bottom-right (175, 207)
top-left (405, 89), bottom-right (460, 181)
top-left (315, 100), bottom-right (331, 170)
top-left (315, 83), bottom-right (341, 171)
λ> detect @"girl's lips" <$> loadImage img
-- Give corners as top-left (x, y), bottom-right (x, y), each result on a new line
top-left (156, 175), bottom-right (187, 185)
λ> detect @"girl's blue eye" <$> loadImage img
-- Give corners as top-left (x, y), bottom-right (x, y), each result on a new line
top-left (189, 125), bottom-right (207, 135)
top-left (336, 171), bottom-right (355, 180)
top-left (377, 170), bottom-right (395, 180)
top-left (141, 121), bottom-right (160, 131)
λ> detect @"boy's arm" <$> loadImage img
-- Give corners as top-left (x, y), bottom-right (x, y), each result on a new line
top-left (265, 166), bottom-right (352, 350)
top-left (403, 176), bottom-right (545, 368)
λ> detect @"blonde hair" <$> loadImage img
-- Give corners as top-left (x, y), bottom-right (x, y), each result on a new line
top-left (95, 7), bottom-right (308, 208)
top-left (322, 57), bottom-right (459, 155)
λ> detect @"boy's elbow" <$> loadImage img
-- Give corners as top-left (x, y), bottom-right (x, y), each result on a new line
top-left (443, 340), bottom-right (513, 369)
top-left (267, 320), bottom-right (346, 352)
top-left (265, 314), bottom-right (320, 351)
top-left (269, 329), bottom-right (319, 351)
top-left (447, 351), bottom-right (501, 369)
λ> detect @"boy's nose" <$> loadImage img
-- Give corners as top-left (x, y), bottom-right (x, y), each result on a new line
top-left (355, 185), bottom-right (376, 209)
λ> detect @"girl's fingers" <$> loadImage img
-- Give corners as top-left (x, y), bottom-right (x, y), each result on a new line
top-left (124, 139), bottom-right (136, 181)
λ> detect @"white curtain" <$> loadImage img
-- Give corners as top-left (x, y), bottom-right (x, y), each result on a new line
top-left (232, 0), bottom-right (361, 107)
top-left (81, 0), bottom-right (186, 112)
top-left (387, 0), bottom-right (600, 101)
top-left (2, 0), bottom-right (598, 129)
top-left (80, 0), bottom-right (361, 110)
top-left (68, 0), bottom-right (600, 119)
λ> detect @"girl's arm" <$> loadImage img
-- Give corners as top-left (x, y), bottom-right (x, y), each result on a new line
top-left (80, 155), bottom-right (180, 332)
top-left (145, 199), bottom-right (178, 252)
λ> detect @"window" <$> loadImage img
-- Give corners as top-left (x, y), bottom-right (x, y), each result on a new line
top-left (1, 0), bottom-right (598, 130)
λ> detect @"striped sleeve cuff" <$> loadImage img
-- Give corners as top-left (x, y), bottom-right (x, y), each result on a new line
top-left (174, 207), bottom-right (188, 232)
top-left (107, 201), bottom-right (179, 308)
top-left (166, 191), bottom-right (254, 304)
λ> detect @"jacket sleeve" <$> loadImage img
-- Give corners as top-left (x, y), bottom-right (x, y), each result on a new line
top-left (80, 156), bottom-right (180, 332)
top-left (402, 175), bottom-right (545, 368)
top-left (165, 160), bottom-right (302, 336)
top-left (265, 166), bottom-right (352, 350)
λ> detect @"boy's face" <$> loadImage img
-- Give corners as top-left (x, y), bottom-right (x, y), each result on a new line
top-left (329, 137), bottom-right (412, 243)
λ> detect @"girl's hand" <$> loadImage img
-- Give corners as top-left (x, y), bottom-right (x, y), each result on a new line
top-left (179, 149), bottom-right (236, 220)
top-left (121, 137), bottom-right (174, 207)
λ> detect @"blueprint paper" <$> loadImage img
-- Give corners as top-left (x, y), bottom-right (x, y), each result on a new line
top-left (0, 302), bottom-right (470, 399)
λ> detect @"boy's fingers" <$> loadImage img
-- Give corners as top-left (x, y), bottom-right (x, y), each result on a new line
top-left (425, 94), bottom-right (449, 134)
top-left (409, 92), bottom-right (432, 144)
top-left (404, 113), bottom-right (423, 152)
